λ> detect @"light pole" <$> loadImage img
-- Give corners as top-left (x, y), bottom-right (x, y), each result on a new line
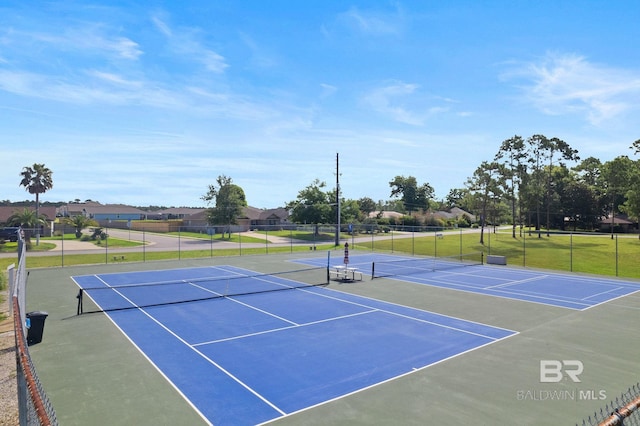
top-left (335, 153), bottom-right (341, 246)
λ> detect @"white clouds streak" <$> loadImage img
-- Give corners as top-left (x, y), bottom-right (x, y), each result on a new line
top-left (504, 52), bottom-right (640, 125)
top-left (5, 27), bottom-right (142, 61)
top-left (150, 14), bottom-right (228, 74)
top-left (362, 82), bottom-right (449, 126)
top-left (336, 5), bottom-right (406, 36)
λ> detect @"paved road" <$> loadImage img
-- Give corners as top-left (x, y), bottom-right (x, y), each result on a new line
top-left (1, 227), bottom-right (504, 259)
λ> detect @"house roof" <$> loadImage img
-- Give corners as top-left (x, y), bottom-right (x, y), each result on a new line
top-left (0, 205), bottom-right (58, 224)
top-left (241, 206), bottom-right (288, 220)
top-left (368, 211), bottom-right (405, 219)
top-left (157, 207), bottom-right (207, 216)
top-left (599, 214), bottom-right (635, 225)
top-left (61, 202), bottom-right (148, 216)
top-left (369, 208), bottom-right (476, 221)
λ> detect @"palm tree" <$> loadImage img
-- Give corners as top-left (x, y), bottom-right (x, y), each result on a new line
top-left (7, 208), bottom-right (46, 244)
top-left (64, 215), bottom-right (99, 238)
top-left (19, 163), bottom-right (53, 245)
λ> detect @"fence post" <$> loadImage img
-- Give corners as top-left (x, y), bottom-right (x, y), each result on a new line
top-left (105, 226), bottom-right (108, 264)
top-left (523, 230), bottom-right (526, 267)
top-left (61, 226), bottom-right (64, 268)
top-left (412, 228), bottom-right (415, 256)
top-left (616, 234), bottom-right (619, 277)
top-left (570, 232), bottom-right (573, 272)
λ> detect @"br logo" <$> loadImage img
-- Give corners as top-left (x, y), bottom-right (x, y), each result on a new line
top-left (540, 360), bottom-right (584, 383)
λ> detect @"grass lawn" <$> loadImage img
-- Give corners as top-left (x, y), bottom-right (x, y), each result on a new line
top-left (2, 228), bottom-right (639, 279)
top-left (353, 229), bottom-right (640, 278)
top-left (254, 229), bottom-right (336, 242)
top-left (167, 231), bottom-right (270, 244)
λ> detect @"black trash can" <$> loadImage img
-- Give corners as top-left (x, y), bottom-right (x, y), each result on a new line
top-left (26, 311), bottom-right (49, 346)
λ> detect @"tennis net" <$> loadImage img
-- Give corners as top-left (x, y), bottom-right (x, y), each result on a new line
top-left (371, 252), bottom-right (484, 279)
top-left (77, 265), bottom-right (329, 314)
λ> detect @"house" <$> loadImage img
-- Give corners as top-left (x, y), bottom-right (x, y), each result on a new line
top-left (368, 211), bottom-right (405, 220)
top-left (240, 207), bottom-right (290, 230)
top-left (426, 207), bottom-right (476, 223)
top-left (598, 214), bottom-right (636, 233)
top-left (0, 205), bottom-right (58, 235)
top-left (157, 207), bottom-right (207, 220)
top-left (0, 205), bottom-right (58, 225)
top-left (59, 201), bottom-right (148, 221)
top-left (369, 208), bottom-right (476, 223)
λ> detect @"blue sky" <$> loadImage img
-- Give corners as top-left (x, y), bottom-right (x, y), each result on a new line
top-left (1, 1), bottom-right (639, 208)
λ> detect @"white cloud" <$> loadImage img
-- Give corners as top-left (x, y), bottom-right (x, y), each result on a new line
top-left (320, 83), bottom-right (337, 98)
top-left (9, 27), bottom-right (143, 60)
top-left (362, 81), bottom-right (449, 125)
top-left (151, 13), bottom-right (228, 74)
top-left (503, 52), bottom-right (640, 125)
top-left (88, 70), bottom-right (143, 88)
top-left (201, 51), bottom-right (228, 73)
top-left (109, 36), bottom-right (143, 60)
top-left (151, 14), bottom-right (172, 37)
top-left (336, 5), bottom-right (405, 36)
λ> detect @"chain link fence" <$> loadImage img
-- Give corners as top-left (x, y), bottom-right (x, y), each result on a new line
top-left (578, 383), bottom-right (640, 426)
top-left (8, 224), bottom-right (639, 278)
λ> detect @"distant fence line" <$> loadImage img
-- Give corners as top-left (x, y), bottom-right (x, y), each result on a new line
top-left (11, 224), bottom-right (640, 278)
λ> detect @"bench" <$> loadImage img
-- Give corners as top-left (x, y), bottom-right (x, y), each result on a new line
top-left (486, 255), bottom-right (506, 265)
top-left (112, 255), bottom-right (126, 261)
top-left (330, 265), bottom-right (362, 282)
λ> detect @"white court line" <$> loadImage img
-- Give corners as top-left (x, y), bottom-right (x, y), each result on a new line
top-left (583, 286), bottom-right (626, 301)
top-left (485, 275), bottom-right (548, 289)
top-left (193, 309), bottom-right (378, 346)
top-left (382, 274), bottom-right (591, 309)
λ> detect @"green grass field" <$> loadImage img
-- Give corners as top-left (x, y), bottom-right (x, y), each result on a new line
top-left (2, 229), bottom-right (640, 278)
top-left (352, 229), bottom-right (640, 278)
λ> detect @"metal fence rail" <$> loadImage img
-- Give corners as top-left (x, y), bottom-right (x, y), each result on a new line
top-left (578, 383), bottom-right (640, 426)
top-left (11, 237), bottom-right (58, 426)
top-left (14, 224), bottom-right (640, 278)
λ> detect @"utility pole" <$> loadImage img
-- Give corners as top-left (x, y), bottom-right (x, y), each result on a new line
top-left (335, 153), bottom-right (341, 246)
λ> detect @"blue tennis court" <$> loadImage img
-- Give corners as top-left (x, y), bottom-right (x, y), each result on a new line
top-left (72, 265), bottom-right (515, 425)
top-left (299, 253), bottom-right (640, 310)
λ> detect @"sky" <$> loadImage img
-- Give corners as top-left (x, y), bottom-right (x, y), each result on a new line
top-left (1, 1), bottom-right (639, 209)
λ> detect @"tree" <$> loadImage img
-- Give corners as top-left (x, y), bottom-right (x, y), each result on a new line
top-left (562, 180), bottom-right (599, 230)
top-left (495, 135), bottom-right (527, 238)
top-left (64, 215), bottom-right (99, 238)
top-left (201, 175), bottom-right (247, 238)
top-left (524, 135), bottom-right (579, 236)
top-left (621, 164), bottom-right (640, 239)
top-left (543, 138), bottom-right (579, 235)
top-left (286, 179), bottom-right (333, 225)
top-left (389, 176), bottom-right (434, 214)
top-left (625, 143), bottom-right (640, 238)
top-left (7, 208), bottom-right (45, 244)
top-left (600, 156), bottom-right (634, 239)
top-left (574, 157), bottom-right (602, 187)
top-left (466, 161), bottom-right (504, 245)
top-left (357, 197), bottom-right (377, 218)
top-left (19, 163), bottom-right (53, 245)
